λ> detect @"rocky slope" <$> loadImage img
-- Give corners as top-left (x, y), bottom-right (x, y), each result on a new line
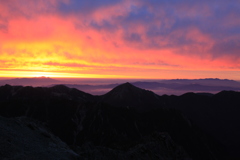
top-left (0, 116), bottom-right (79, 160)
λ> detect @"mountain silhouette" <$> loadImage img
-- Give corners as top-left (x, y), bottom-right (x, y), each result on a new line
top-left (0, 83), bottom-right (239, 159)
top-left (55, 78), bottom-right (240, 95)
top-left (0, 77), bottom-right (62, 86)
top-left (101, 82), bottom-right (163, 111)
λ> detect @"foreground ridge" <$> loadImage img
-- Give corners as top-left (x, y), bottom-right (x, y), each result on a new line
top-left (0, 84), bottom-right (239, 159)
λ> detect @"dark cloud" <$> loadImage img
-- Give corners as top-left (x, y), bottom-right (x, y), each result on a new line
top-left (89, 20), bottom-right (118, 32)
top-left (124, 33), bottom-right (142, 42)
top-left (58, 0), bottom-right (123, 14)
top-left (77, 0), bottom-right (240, 58)
top-left (119, 5), bottom-right (155, 24)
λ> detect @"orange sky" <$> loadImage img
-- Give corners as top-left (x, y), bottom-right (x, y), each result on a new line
top-left (0, 0), bottom-right (240, 79)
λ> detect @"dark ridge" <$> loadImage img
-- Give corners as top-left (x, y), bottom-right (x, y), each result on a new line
top-left (195, 92), bottom-right (214, 97)
top-left (0, 84), bottom-right (239, 159)
top-left (101, 82), bottom-right (163, 111)
top-left (214, 90), bottom-right (240, 97)
top-left (107, 82), bottom-right (141, 91)
top-left (50, 84), bottom-right (71, 91)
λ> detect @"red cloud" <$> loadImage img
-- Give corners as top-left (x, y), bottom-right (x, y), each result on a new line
top-left (0, 0), bottom-right (240, 79)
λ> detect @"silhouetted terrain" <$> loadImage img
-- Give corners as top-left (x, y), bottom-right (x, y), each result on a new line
top-left (1, 78), bottom-right (240, 95)
top-left (0, 83), bottom-right (239, 159)
top-left (61, 78), bottom-right (240, 95)
top-left (0, 77), bottom-right (61, 86)
top-left (0, 116), bottom-right (79, 160)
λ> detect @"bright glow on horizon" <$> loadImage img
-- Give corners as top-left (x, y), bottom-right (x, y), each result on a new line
top-left (0, 70), bottom-right (141, 79)
top-left (0, 69), bottom-right (239, 81)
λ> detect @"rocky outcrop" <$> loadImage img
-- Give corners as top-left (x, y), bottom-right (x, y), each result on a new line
top-left (0, 116), bottom-right (79, 160)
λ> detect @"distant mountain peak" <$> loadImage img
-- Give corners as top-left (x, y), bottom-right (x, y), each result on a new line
top-left (102, 82), bottom-right (162, 110)
top-left (107, 82), bottom-right (144, 96)
top-left (124, 82), bottom-right (131, 85)
top-left (116, 82), bottom-right (135, 87)
top-left (116, 82), bottom-right (137, 89)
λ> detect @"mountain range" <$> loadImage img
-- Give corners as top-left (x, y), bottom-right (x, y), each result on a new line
top-left (0, 83), bottom-right (239, 159)
top-left (1, 77), bottom-right (240, 95)
top-left (0, 77), bottom-right (61, 86)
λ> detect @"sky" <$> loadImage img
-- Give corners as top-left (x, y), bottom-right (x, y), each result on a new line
top-left (0, 0), bottom-right (240, 79)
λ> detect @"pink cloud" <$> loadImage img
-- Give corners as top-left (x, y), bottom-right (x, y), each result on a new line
top-left (0, 0), bottom-right (240, 79)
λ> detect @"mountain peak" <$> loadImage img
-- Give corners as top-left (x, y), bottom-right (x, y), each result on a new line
top-left (107, 82), bottom-right (144, 96)
top-left (115, 82), bottom-right (135, 88)
top-left (101, 82), bottom-right (163, 110)
top-left (117, 82), bottom-right (137, 88)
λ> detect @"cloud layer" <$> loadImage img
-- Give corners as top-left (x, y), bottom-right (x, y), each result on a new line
top-left (1, 0), bottom-right (240, 79)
